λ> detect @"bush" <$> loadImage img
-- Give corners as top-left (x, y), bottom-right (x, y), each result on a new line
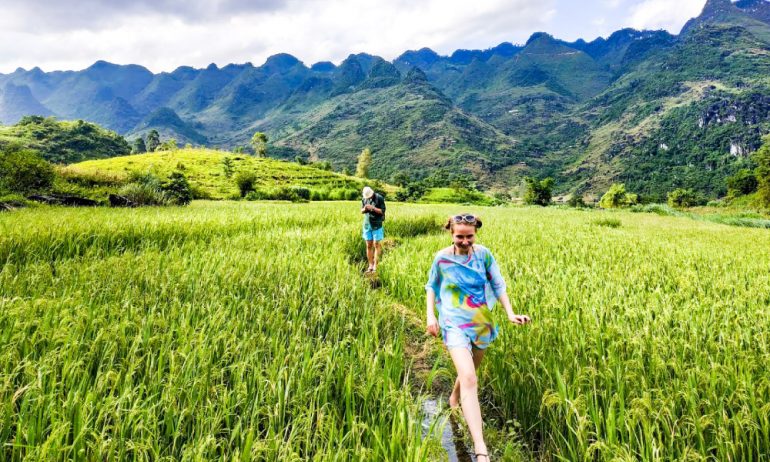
top-left (523, 177), bottom-right (554, 206)
top-left (118, 182), bottom-right (169, 206)
top-left (567, 194), bottom-right (587, 208)
top-left (235, 171), bottom-right (258, 197)
top-left (395, 181), bottom-right (427, 202)
top-left (0, 146), bottom-right (55, 194)
top-left (726, 169), bottom-right (758, 197)
top-left (599, 183), bottom-right (638, 208)
top-left (753, 136), bottom-right (770, 208)
top-left (667, 188), bottom-right (707, 208)
top-left (162, 171), bottom-right (193, 205)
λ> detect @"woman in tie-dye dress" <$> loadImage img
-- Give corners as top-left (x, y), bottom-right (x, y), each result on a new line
top-left (425, 214), bottom-right (530, 462)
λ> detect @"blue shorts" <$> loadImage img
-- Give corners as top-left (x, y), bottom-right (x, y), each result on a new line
top-left (441, 322), bottom-right (495, 351)
top-left (362, 226), bottom-right (384, 242)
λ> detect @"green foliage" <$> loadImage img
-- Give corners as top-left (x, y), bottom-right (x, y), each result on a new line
top-left (727, 168), bottom-right (759, 197)
top-left (118, 173), bottom-right (169, 206)
top-left (311, 161), bottom-right (332, 171)
top-left (753, 136), bottom-right (770, 208)
top-left (523, 177), bottom-right (555, 206)
top-left (391, 171), bottom-right (411, 187)
top-left (567, 193), bottom-right (587, 208)
top-left (132, 137), bottom-right (147, 154)
top-left (599, 183), bottom-right (638, 208)
top-left (592, 217), bottom-right (621, 228)
top-left (356, 147), bottom-right (372, 178)
top-left (162, 171), bottom-right (193, 205)
top-left (0, 116), bottom-right (130, 164)
top-left (251, 132), bottom-right (268, 157)
top-left (221, 156), bottom-right (235, 179)
top-left (146, 129), bottom-right (160, 152)
top-left (235, 171), bottom-right (258, 197)
top-left (667, 188), bottom-right (707, 208)
top-left (0, 145), bottom-right (55, 194)
top-left (157, 138), bottom-right (178, 152)
top-left (394, 181), bottom-right (427, 202)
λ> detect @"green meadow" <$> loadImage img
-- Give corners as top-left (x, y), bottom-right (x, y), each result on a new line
top-left (2, 202), bottom-right (769, 461)
top-left (61, 149), bottom-right (370, 200)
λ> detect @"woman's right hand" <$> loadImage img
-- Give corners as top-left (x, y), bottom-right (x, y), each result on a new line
top-left (426, 317), bottom-right (439, 337)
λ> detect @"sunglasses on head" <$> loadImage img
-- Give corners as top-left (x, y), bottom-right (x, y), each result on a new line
top-left (452, 214), bottom-right (477, 224)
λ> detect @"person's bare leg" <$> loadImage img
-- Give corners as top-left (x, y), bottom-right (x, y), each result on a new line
top-left (365, 240), bottom-right (374, 271)
top-left (373, 242), bottom-right (382, 271)
top-left (449, 348), bottom-right (485, 408)
top-left (448, 347), bottom-right (487, 459)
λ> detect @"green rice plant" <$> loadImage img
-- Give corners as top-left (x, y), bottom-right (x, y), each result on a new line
top-left (3, 202), bottom-right (770, 461)
top-left (0, 202), bottom-right (443, 461)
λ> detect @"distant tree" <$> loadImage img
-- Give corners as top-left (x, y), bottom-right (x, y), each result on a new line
top-left (356, 148), bottom-right (372, 178)
top-left (222, 156), bottom-right (235, 179)
top-left (295, 155), bottom-right (308, 165)
top-left (132, 137), bottom-right (147, 154)
top-left (146, 130), bottom-right (160, 152)
top-left (567, 193), bottom-right (586, 208)
top-left (0, 145), bottom-right (55, 194)
top-left (726, 169), bottom-right (758, 197)
top-left (235, 171), bottom-right (258, 197)
top-left (391, 171), bottom-right (411, 187)
top-left (312, 161), bottom-right (332, 171)
top-left (523, 177), bottom-right (554, 206)
top-left (162, 171), bottom-right (193, 205)
top-left (251, 132), bottom-right (268, 157)
top-left (599, 183), bottom-right (638, 208)
top-left (157, 138), bottom-right (177, 151)
top-left (667, 188), bottom-right (706, 208)
top-left (395, 180), bottom-right (427, 202)
top-left (753, 136), bottom-right (770, 208)
top-left (233, 146), bottom-right (246, 154)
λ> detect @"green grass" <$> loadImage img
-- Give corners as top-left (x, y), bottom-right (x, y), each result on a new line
top-left (62, 148), bottom-right (370, 200)
top-left (2, 203), bottom-right (770, 461)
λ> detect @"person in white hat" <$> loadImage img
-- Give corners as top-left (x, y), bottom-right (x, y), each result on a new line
top-left (360, 186), bottom-right (386, 273)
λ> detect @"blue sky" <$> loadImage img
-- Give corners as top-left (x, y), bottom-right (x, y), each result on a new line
top-left (0, 0), bottom-right (709, 73)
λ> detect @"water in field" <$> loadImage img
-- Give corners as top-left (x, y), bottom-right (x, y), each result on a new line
top-left (421, 398), bottom-right (476, 462)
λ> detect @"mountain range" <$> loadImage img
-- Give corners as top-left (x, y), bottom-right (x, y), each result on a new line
top-left (2, 0), bottom-right (770, 198)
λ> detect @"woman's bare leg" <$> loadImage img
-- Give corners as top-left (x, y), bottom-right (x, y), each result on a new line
top-left (449, 348), bottom-right (485, 408)
top-left (448, 347), bottom-right (487, 458)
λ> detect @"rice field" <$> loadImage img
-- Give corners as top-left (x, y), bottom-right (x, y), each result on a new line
top-left (2, 202), bottom-right (770, 461)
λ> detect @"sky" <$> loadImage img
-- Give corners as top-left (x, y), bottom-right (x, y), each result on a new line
top-left (0, 0), bottom-right (710, 74)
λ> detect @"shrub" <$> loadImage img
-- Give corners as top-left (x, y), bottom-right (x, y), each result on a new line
top-left (0, 146), bottom-right (55, 194)
top-left (235, 171), bottom-right (258, 197)
top-left (726, 169), bottom-right (758, 197)
top-left (395, 181), bottom-right (427, 202)
top-left (753, 136), bottom-right (770, 208)
top-left (599, 183), bottom-right (638, 208)
top-left (567, 194), bottom-right (587, 208)
top-left (118, 182), bottom-right (169, 206)
top-left (667, 188), bottom-right (707, 208)
top-left (162, 171), bottom-right (193, 205)
top-left (523, 177), bottom-right (554, 206)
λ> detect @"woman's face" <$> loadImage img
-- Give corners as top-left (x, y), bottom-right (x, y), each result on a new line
top-left (452, 223), bottom-right (476, 251)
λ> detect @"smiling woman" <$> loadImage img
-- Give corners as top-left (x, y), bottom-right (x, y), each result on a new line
top-left (424, 212), bottom-right (531, 461)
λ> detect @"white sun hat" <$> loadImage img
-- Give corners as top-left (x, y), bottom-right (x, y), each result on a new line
top-left (362, 186), bottom-right (374, 199)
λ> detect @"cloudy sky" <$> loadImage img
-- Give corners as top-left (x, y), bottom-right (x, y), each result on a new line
top-left (0, 0), bottom-right (709, 74)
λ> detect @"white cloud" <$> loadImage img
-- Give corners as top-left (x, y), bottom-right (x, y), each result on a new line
top-left (628, 0), bottom-right (706, 32)
top-left (0, 0), bottom-right (555, 73)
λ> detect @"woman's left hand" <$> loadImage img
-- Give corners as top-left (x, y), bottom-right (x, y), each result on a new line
top-left (508, 314), bottom-right (531, 325)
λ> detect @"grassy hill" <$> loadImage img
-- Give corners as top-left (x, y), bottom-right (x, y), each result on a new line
top-left (63, 148), bottom-right (373, 199)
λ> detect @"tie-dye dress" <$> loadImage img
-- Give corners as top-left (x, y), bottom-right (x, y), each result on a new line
top-left (425, 245), bottom-right (507, 350)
